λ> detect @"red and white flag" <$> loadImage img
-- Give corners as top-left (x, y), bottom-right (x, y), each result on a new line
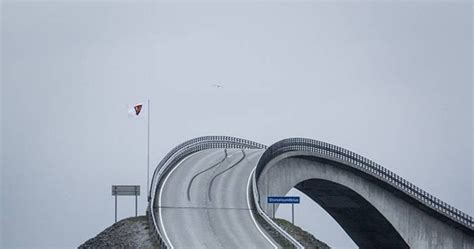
top-left (128, 102), bottom-right (147, 118)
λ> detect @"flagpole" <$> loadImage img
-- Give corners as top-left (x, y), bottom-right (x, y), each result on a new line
top-left (147, 99), bottom-right (150, 202)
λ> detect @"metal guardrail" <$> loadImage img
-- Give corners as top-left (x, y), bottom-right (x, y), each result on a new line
top-left (255, 137), bottom-right (474, 231)
top-left (148, 136), bottom-right (303, 249)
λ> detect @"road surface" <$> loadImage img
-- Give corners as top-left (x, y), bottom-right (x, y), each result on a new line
top-left (157, 148), bottom-right (277, 249)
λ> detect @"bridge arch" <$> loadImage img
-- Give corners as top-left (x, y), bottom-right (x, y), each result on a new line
top-left (256, 138), bottom-right (474, 249)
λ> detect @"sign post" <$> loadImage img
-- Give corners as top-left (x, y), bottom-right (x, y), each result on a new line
top-left (292, 203), bottom-right (295, 224)
top-left (267, 196), bottom-right (300, 225)
top-left (112, 185), bottom-right (140, 223)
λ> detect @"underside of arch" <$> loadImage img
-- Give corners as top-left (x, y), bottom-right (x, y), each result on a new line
top-left (295, 178), bottom-right (410, 249)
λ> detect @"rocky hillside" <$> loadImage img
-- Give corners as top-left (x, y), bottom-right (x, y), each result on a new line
top-left (273, 218), bottom-right (331, 249)
top-left (79, 216), bottom-right (158, 249)
top-left (79, 216), bottom-right (329, 248)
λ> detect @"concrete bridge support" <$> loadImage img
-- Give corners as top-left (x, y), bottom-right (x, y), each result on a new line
top-left (257, 153), bottom-right (474, 249)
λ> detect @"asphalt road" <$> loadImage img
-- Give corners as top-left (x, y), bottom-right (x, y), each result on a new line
top-left (157, 148), bottom-right (278, 249)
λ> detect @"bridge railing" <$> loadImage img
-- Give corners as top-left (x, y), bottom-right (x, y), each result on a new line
top-left (255, 138), bottom-right (474, 231)
top-left (149, 136), bottom-right (304, 248)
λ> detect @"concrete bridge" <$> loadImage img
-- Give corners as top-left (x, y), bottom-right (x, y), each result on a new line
top-left (256, 138), bottom-right (474, 249)
top-left (148, 136), bottom-right (474, 249)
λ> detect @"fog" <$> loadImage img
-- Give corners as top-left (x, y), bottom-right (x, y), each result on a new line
top-left (1, 1), bottom-right (472, 248)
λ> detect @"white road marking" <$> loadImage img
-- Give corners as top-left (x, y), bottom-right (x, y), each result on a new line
top-left (246, 167), bottom-right (278, 249)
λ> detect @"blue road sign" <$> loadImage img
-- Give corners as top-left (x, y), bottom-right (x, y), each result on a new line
top-left (267, 196), bottom-right (300, 204)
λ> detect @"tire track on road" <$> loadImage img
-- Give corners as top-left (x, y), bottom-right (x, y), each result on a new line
top-left (187, 149), bottom-right (228, 201)
top-left (208, 149), bottom-right (246, 201)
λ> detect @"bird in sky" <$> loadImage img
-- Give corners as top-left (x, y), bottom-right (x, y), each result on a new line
top-left (211, 84), bottom-right (223, 88)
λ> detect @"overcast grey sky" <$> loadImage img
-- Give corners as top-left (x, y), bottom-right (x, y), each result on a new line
top-left (1, 1), bottom-right (472, 248)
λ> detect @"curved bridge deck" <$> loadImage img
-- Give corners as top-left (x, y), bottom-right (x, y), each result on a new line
top-left (157, 148), bottom-right (276, 249)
